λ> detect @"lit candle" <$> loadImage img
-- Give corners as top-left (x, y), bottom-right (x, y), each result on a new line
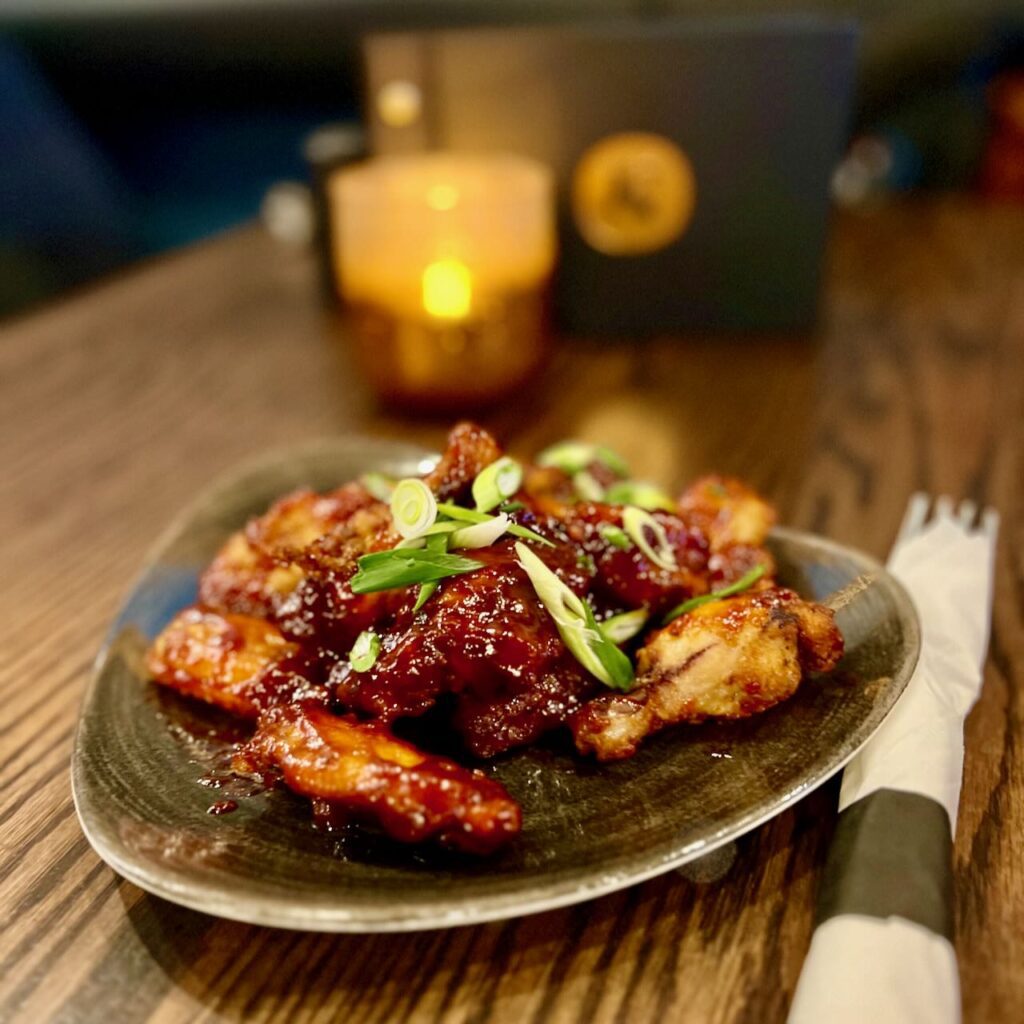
top-left (331, 154), bottom-right (555, 410)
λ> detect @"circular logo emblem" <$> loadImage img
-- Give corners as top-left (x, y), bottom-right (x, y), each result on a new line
top-left (572, 133), bottom-right (697, 256)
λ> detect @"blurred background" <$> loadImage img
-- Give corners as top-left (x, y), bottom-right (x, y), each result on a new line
top-left (3, 0), bottom-right (1024, 320)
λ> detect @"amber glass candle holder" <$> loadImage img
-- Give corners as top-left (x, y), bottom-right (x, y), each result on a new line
top-left (331, 153), bottom-right (555, 411)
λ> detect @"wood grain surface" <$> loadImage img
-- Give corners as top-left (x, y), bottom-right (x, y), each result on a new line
top-left (1, 199), bottom-right (1021, 1023)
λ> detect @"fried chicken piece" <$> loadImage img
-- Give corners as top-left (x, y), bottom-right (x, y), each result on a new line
top-left (707, 542), bottom-right (777, 588)
top-left (521, 464), bottom-right (578, 517)
top-left (521, 461), bottom-right (621, 518)
top-left (199, 483), bottom-right (387, 618)
top-left (246, 483), bottom-right (384, 559)
top-left (333, 535), bottom-right (598, 757)
top-left (562, 504), bottom-right (711, 615)
top-left (240, 703), bottom-right (521, 854)
top-left (677, 475), bottom-right (776, 550)
top-left (423, 421), bottom-right (503, 502)
top-left (571, 588), bottom-right (844, 761)
top-left (275, 567), bottom-right (409, 653)
top-left (198, 531), bottom-right (305, 619)
top-left (146, 607), bottom-right (327, 718)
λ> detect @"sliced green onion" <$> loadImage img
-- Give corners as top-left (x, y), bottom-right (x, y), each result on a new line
top-left (604, 481), bottom-right (675, 511)
top-left (349, 630), bottom-right (380, 672)
top-left (506, 523), bottom-right (556, 548)
top-left (411, 534), bottom-right (450, 611)
top-left (536, 441), bottom-right (597, 475)
top-left (390, 478), bottom-right (437, 540)
top-left (537, 440), bottom-right (629, 478)
top-left (499, 500), bottom-right (525, 513)
top-left (600, 609), bottom-right (649, 644)
top-left (662, 564), bottom-right (767, 624)
top-left (450, 513), bottom-right (510, 549)
top-left (436, 502), bottom-right (555, 547)
top-left (472, 457), bottom-right (523, 513)
top-left (622, 506), bottom-right (678, 571)
top-left (598, 524), bottom-right (631, 550)
top-left (412, 582), bottom-right (437, 613)
top-left (514, 542), bottom-right (634, 691)
top-left (573, 469), bottom-right (606, 502)
top-left (393, 537), bottom-right (426, 551)
top-left (436, 502), bottom-right (490, 523)
top-left (350, 548), bottom-right (482, 594)
top-left (360, 472), bottom-right (396, 502)
top-left (424, 521), bottom-right (462, 535)
top-left (394, 521), bottom-right (461, 549)
top-left (595, 446), bottom-right (630, 477)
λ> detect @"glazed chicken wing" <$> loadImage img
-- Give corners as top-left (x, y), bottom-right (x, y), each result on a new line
top-left (572, 588), bottom-right (843, 761)
top-left (199, 482), bottom-right (391, 619)
top-left (239, 703), bottom-right (521, 854)
top-left (423, 421), bottom-right (503, 502)
top-left (676, 475), bottom-right (776, 549)
top-left (334, 536), bottom-right (597, 757)
top-left (198, 531), bottom-right (304, 620)
top-left (676, 475), bottom-right (778, 587)
top-left (146, 606), bottom-right (327, 718)
top-left (144, 423), bottom-right (850, 854)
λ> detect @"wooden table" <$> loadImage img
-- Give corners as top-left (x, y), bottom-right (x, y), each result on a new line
top-left (2, 199), bottom-right (1021, 1023)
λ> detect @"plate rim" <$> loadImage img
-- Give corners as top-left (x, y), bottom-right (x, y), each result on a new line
top-left (71, 439), bottom-right (921, 932)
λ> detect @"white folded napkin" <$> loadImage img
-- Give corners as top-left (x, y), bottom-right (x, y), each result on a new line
top-left (788, 503), bottom-right (998, 1024)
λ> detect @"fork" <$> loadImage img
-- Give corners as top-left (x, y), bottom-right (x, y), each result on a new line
top-left (895, 492), bottom-right (1000, 552)
top-left (789, 493), bottom-right (999, 1024)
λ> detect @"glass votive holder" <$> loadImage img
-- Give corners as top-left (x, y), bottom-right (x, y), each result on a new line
top-left (330, 153), bottom-right (556, 412)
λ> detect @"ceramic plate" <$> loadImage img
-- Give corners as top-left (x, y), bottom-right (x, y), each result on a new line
top-left (72, 439), bottom-right (920, 932)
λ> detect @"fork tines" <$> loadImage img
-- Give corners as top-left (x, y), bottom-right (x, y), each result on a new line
top-left (895, 492), bottom-right (999, 548)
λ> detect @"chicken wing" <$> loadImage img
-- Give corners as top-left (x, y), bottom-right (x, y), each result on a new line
top-left (198, 483), bottom-right (390, 618)
top-left (571, 588), bottom-right (843, 761)
top-left (563, 504), bottom-right (711, 615)
top-left (334, 536), bottom-right (597, 757)
top-left (146, 606), bottom-right (327, 718)
top-left (239, 703), bottom-right (522, 854)
top-left (423, 421), bottom-right (504, 503)
top-left (677, 475), bottom-right (776, 550)
top-left (197, 531), bottom-right (305, 620)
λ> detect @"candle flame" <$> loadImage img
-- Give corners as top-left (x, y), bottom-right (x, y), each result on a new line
top-left (422, 259), bottom-right (472, 319)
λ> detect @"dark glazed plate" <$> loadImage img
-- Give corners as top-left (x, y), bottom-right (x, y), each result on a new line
top-left (72, 439), bottom-right (920, 932)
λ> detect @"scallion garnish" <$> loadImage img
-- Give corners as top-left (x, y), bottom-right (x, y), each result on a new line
top-left (361, 472), bottom-right (396, 502)
top-left (499, 501), bottom-right (525, 513)
top-left (411, 534), bottom-right (451, 610)
top-left (472, 457), bottom-right (523, 513)
top-left (394, 521), bottom-right (462, 549)
top-left (390, 478), bottom-right (437, 540)
top-left (514, 542), bottom-right (634, 691)
top-left (536, 441), bottom-right (596, 475)
top-left (573, 469), bottom-right (606, 502)
top-left (412, 582), bottom-right (438, 613)
top-left (349, 630), bottom-right (380, 672)
top-left (662, 564), bottom-right (767, 624)
top-left (622, 507), bottom-right (678, 571)
top-left (450, 513), bottom-right (510, 549)
top-left (350, 548), bottom-right (483, 594)
top-left (594, 445), bottom-right (630, 478)
top-left (536, 440), bottom-right (629, 479)
top-left (436, 501), bottom-right (555, 547)
top-left (598, 524), bottom-right (631, 550)
top-left (604, 480), bottom-right (675, 511)
top-left (600, 609), bottom-right (648, 644)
